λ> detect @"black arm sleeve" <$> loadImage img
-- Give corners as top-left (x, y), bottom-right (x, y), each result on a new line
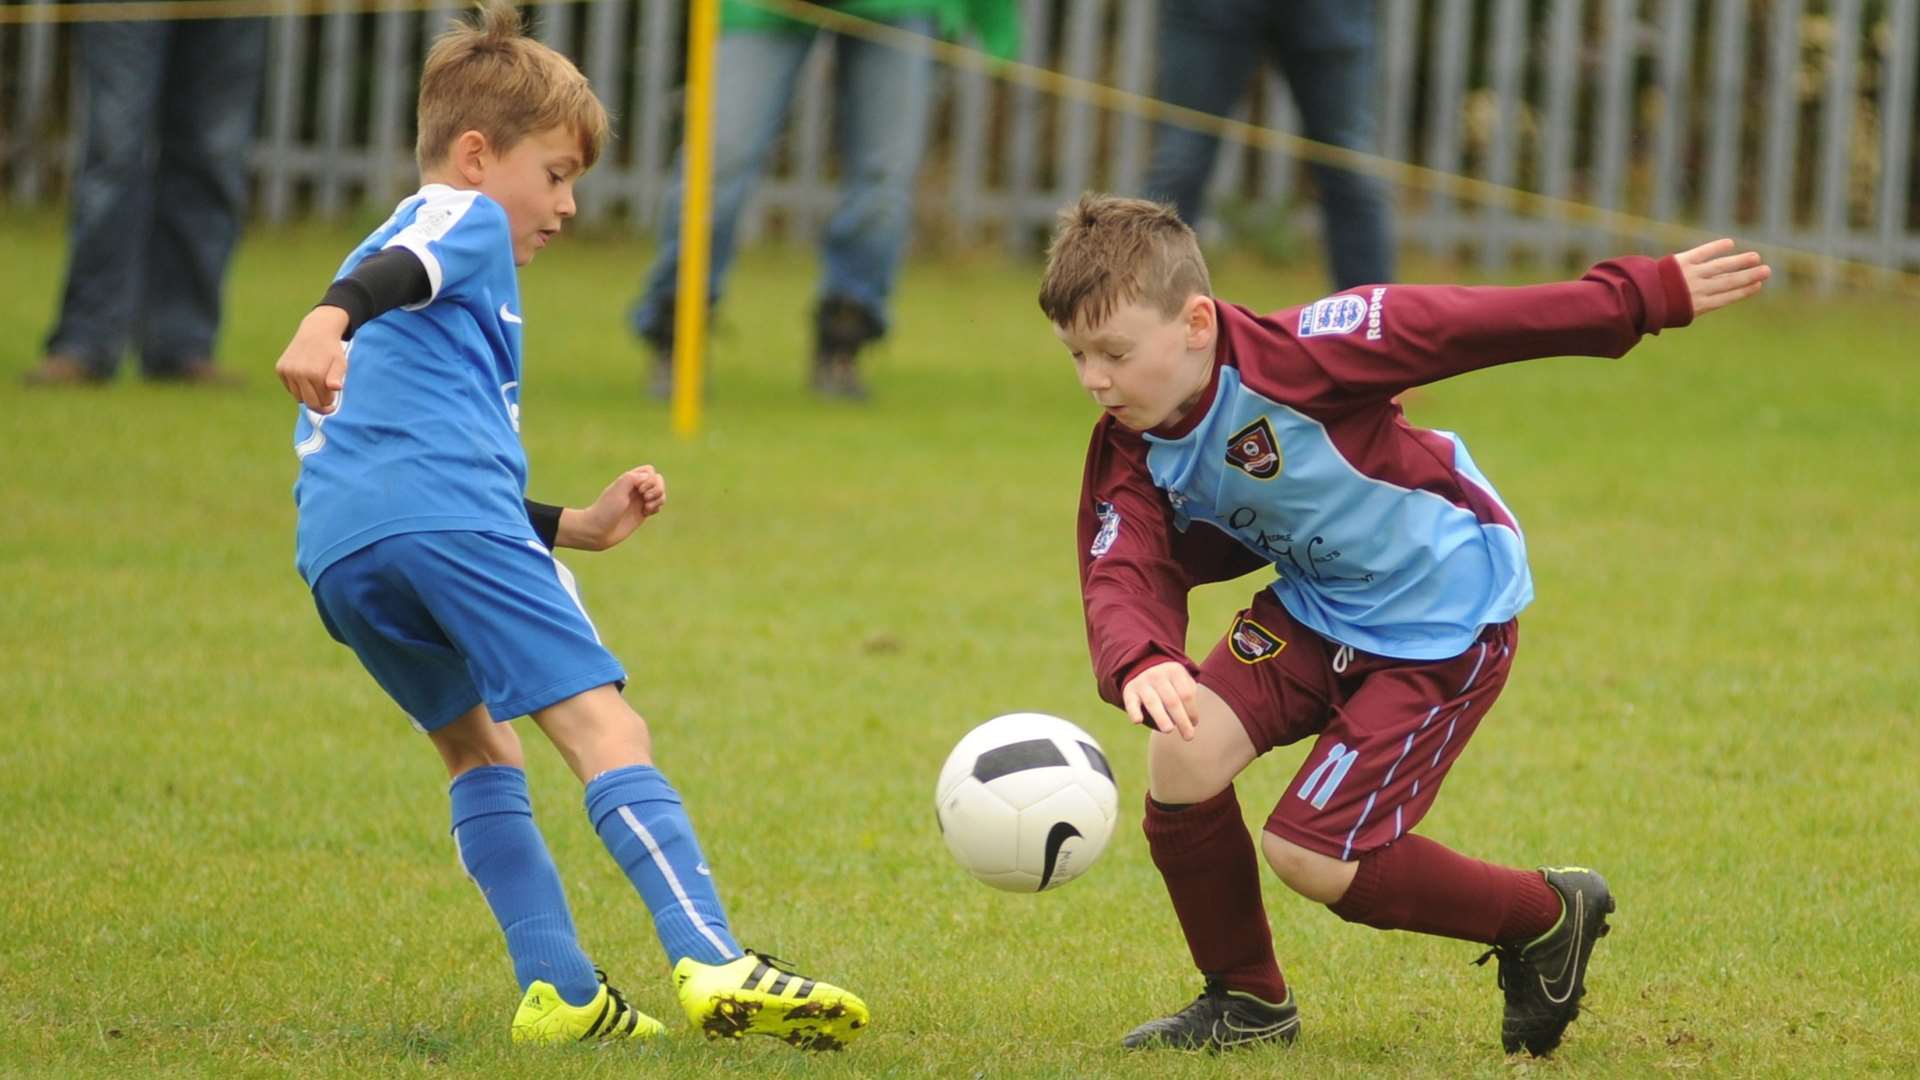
top-left (525, 499), bottom-right (562, 550)
top-left (316, 247), bottom-right (433, 339)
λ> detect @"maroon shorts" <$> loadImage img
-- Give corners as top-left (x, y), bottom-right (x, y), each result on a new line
top-left (1195, 589), bottom-right (1517, 861)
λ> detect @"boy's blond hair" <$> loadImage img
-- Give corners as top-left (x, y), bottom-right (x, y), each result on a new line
top-left (416, 0), bottom-right (608, 172)
top-left (1038, 193), bottom-right (1211, 329)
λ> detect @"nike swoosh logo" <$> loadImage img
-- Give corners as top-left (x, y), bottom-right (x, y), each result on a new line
top-left (1213, 1006), bottom-right (1305, 1045)
top-left (499, 303), bottom-right (523, 325)
top-left (696, 863), bottom-right (711, 876)
top-left (1036, 821), bottom-right (1082, 891)
top-left (1219, 1014), bottom-right (1295, 1037)
top-left (1539, 891), bottom-right (1585, 1004)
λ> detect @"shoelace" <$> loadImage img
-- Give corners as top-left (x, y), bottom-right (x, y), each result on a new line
top-left (593, 969), bottom-right (637, 1026)
top-left (747, 949), bottom-right (805, 977)
top-left (1472, 945), bottom-right (1529, 993)
top-left (1171, 977), bottom-right (1231, 1020)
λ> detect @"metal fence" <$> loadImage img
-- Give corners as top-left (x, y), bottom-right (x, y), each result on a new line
top-left (3, 0), bottom-right (1917, 280)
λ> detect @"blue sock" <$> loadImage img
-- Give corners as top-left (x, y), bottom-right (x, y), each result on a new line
top-left (585, 765), bottom-right (741, 968)
top-left (450, 766), bottom-right (600, 1006)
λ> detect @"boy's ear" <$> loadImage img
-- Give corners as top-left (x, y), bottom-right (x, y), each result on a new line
top-left (1183, 294), bottom-right (1216, 349)
top-left (451, 130), bottom-right (491, 185)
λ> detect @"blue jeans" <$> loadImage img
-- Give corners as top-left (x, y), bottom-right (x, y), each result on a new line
top-left (1142, 0), bottom-right (1394, 291)
top-left (44, 14), bottom-right (267, 375)
top-left (631, 17), bottom-right (937, 341)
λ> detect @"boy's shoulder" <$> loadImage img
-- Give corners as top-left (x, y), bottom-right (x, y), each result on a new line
top-left (342, 185), bottom-right (513, 291)
top-left (408, 184), bottom-right (508, 228)
top-left (379, 185), bottom-right (509, 255)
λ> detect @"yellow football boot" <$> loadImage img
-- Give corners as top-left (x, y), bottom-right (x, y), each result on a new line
top-left (673, 950), bottom-right (869, 1051)
top-left (511, 971), bottom-right (666, 1044)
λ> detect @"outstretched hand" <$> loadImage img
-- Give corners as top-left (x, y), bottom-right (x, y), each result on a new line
top-left (563, 466), bottom-right (667, 551)
top-left (1676, 238), bottom-right (1771, 318)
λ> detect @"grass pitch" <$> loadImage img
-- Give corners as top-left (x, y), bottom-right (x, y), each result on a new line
top-left (2, 206), bottom-right (1916, 1078)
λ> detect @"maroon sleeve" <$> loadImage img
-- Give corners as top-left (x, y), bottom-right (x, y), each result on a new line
top-left (1262, 254), bottom-right (1696, 405)
top-left (1076, 420), bottom-right (1265, 707)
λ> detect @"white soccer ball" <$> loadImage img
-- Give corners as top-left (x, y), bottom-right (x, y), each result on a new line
top-left (934, 712), bottom-right (1120, 892)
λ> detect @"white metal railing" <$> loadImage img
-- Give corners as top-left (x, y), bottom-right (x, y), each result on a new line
top-left (2, 0), bottom-right (1915, 282)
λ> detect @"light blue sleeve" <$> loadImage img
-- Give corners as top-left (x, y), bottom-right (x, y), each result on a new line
top-left (381, 189), bottom-right (511, 307)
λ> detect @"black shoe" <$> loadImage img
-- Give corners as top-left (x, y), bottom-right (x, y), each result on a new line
top-left (809, 353), bottom-right (868, 400)
top-left (21, 354), bottom-right (111, 386)
top-left (648, 349), bottom-right (674, 400)
top-left (146, 358), bottom-right (244, 387)
top-left (811, 297), bottom-right (880, 401)
top-left (1121, 977), bottom-right (1299, 1051)
top-left (636, 314), bottom-right (675, 400)
top-left (1475, 866), bottom-right (1615, 1057)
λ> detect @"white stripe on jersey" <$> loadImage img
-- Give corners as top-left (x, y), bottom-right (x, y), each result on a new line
top-left (383, 185), bottom-right (480, 308)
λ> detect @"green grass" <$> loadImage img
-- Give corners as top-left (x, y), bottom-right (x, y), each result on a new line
top-left (2, 205), bottom-right (1916, 1078)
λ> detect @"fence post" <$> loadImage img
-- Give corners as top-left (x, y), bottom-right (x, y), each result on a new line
top-left (9, 0), bottom-right (59, 203)
top-left (1814, 0), bottom-right (1863, 290)
top-left (1760, 0), bottom-right (1804, 286)
top-left (1589, 0), bottom-right (1635, 264)
top-left (1421, 0), bottom-right (1471, 260)
top-left (316, 0), bottom-right (356, 220)
top-left (1702, 0), bottom-right (1748, 238)
top-left (1647, 0), bottom-right (1696, 254)
top-left (1110, 0), bottom-right (1156, 200)
top-left (369, 8), bottom-right (412, 209)
top-left (1876, 0), bottom-right (1918, 276)
top-left (633, 0), bottom-right (682, 237)
top-left (260, 0), bottom-right (306, 225)
top-left (1482, 0), bottom-right (1527, 272)
top-left (1536, 0), bottom-right (1582, 268)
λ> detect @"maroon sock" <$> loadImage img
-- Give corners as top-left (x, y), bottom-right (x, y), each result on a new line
top-left (1326, 834), bottom-right (1563, 945)
top-left (1143, 787), bottom-right (1287, 1002)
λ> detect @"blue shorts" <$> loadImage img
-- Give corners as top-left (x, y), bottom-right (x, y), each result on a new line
top-left (311, 531), bottom-right (627, 732)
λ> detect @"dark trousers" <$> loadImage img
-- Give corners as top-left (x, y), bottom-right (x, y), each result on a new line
top-left (1143, 0), bottom-right (1395, 290)
top-left (45, 15), bottom-right (267, 375)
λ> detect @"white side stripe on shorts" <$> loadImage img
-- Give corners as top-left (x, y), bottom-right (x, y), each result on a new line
top-left (1339, 640), bottom-right (1491, 859)
top-left (527, 540), bottom-right (604, 644)
top-left (616, 805), bottom-right (732, 957)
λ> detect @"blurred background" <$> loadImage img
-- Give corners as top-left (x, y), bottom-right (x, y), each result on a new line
top-left (3, 0), bottom-right (1915, 283)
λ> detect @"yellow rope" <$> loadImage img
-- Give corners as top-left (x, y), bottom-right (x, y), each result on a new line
top-left (0, 0), bottom-right (597, 25)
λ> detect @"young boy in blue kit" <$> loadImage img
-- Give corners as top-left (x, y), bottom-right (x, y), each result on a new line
top-left (1039, 195), bottom-right (1769, 1057)
top-left (272, 1), bottom-right (867, 1050)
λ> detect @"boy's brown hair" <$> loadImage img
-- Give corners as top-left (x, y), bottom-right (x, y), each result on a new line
top-left (1038, 193), bottom-right (1211, 329)
top-left (416, 0), bottom-right (609, 172)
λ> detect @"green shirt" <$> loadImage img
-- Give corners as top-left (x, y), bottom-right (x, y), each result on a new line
top-left (722, 0), bottom-right (1020, 61)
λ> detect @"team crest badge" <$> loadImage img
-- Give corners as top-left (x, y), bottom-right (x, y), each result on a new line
top-left (1229, 614), bottom-right (1286, 664)
top-left (1226, 417), bottom-right (1282, 480)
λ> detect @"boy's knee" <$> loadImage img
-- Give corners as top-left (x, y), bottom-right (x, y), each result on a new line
top-left (1145, 731), bottom-right (1235, 805)
top-left (432, 709), bottom-right (525, 778)
top-left (1260, 830), bottom-right (1356, 905)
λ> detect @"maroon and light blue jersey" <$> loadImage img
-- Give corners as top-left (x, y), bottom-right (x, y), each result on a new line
top-left (1076, 256), bottom-right (1694, 704)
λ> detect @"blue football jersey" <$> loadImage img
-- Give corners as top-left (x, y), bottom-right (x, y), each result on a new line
top-left (292, 185), bottom-right (534, 584)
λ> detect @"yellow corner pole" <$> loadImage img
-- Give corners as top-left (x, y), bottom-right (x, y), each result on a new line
top-left (671, 0), bottom-right (720, 437)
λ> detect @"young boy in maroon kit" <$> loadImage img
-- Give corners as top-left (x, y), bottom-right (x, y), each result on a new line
top-left (1038, 194), bottom-right (1769, 1056)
